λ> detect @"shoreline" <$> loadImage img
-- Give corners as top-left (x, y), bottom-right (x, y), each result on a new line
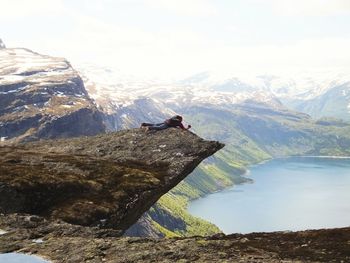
top-left (296, 155), bottom-right (350, 159)
top-left (187, 154), bottom-right (350, 234)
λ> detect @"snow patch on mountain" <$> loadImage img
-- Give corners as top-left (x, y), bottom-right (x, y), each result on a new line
top-left (77, 65), bottom-right (285, 112)
top-left (0, 48), bottom-right (105, 142)
top-left (77, 63), bottom-right (350, 121)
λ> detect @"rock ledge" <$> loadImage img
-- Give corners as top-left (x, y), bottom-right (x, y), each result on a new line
top-left (0, 128), bottom-right (223, 232)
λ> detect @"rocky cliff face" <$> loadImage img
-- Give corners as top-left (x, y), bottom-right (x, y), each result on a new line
top-left (0, 48), bottom-right (105, 143)
top-left (0, 128), bottom-right (223, 232)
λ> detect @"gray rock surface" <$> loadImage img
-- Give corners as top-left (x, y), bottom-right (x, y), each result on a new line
top-left (0, 128), bottom-right (223, 232)
top-left (1, 213), bottom-right (349, 262)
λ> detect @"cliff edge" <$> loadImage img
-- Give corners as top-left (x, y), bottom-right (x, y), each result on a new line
top-left (0, 128), bottom-right (223, 233)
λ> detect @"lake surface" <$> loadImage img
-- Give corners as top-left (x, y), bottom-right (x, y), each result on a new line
top-left (188, 157), bottom-right (350, 234)
top-left (0, 253), bottom-right (49, 263)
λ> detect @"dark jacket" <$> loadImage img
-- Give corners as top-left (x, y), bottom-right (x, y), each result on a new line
top-left (165, 116), bottom-right (185, 129)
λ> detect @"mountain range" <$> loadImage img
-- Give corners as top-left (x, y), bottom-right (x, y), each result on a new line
top-left (1, 41), bottom-right (350, 238)
top-left (78, 65), bottom-right (350, 122)
top-left (77, 62), bottom-right (350, 237)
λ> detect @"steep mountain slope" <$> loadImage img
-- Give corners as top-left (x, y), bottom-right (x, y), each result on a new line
top-left (283, 82), bottom-right (350, 121)
top-left (0, 48), bottom-right (105, 143)
top-left (79, 67), bottom-right (175, 130)
top-left (135, 101), bottom-right (350, 237)
top-left (184, 102), bottom-right (350, 157)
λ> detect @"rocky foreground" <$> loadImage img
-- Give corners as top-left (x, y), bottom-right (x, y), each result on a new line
top-left (0, 128), bottom-right (223, 232)
top-left (1, 214), bottom-right (349, 263)
top-left (1, 129), bottom-right (349, 262)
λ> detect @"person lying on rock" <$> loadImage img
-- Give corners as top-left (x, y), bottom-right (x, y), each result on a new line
top-left (140, 115), bottom-right (191, 131)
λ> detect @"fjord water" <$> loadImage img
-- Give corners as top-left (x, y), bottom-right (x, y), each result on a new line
top-left (188, 157), bottom-right (350, 234)
top-left (0, 253), bottom-right (49, 263)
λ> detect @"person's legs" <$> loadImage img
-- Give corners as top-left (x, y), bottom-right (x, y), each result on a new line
top-left (148, 123), bottom-right (169, 131)
top-left (140, 123), bottom-right (154, 127)
top-left (141, 122), bottom-right (164, 127)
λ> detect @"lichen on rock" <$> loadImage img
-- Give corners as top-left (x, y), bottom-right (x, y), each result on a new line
top-left (0, 128), bottom-right (224, 233)
top-left (1, 213), bottom-right (349, 262)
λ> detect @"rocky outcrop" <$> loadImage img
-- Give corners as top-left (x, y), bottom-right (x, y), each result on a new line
top-left (0, 48), bottom-right (105, 143)
top-left (0, 128), bottom-right (223, 233)
top-left (1, 213), bottom-right (349, 262)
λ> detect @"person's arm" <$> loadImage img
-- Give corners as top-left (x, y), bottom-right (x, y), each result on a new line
top-left (179, 122), bottom-right (191, 130)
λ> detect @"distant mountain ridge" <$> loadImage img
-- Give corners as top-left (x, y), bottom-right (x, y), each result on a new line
top-left (282, 82), bottom-right (350, 121)
top-left (78, 65), bottom-right (350, 120)
top-left (79, 66), bottom-right (284, 111)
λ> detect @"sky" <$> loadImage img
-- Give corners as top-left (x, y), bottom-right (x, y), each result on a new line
top-left (1, 0), bottom-right (350, 78)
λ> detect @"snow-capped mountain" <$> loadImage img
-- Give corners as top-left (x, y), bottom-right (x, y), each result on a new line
top-left (179, 70), bottom-right (350, 101)
top-left (253, 73), bottom-right (350, 120)
top-left (78, 64), bottom-right (350, 121)
top-left (284, 82), bottom-right (350, 120)
top-left (0, 47), bottom-right (105, 143)
top-left (78, 64), bottom-right (176, 130)
top-left (178, 71), bottom-right (350, 120)
top-left (77, 65), bottom-right (284, 114)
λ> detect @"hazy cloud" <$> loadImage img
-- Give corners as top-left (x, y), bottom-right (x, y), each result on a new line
top-left (265, 0), bottom-right (350, 16)
top-left (0, 0), bottom-right (65, 18)
top-left (1, 0), bottom-right (350, 78)
top-left (144, 0), bottom-right (218, 17)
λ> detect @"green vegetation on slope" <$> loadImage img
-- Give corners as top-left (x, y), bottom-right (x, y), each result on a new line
top-left (134, 102), bottom-right (350, 237)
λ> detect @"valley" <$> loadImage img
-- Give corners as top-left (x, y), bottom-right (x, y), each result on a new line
top-left (1, 43), bottom-right (350, 262)
top-left (2, 44), bottom-right (350, 237)
top-left (3, 0), bottom-right (350, 261)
